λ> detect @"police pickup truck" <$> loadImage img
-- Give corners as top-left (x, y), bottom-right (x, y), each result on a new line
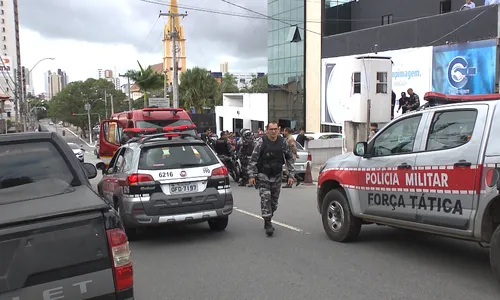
top-left (317, 92), bottom-right (500, 283)
top-left (0, 132), bottom-right (134, 300)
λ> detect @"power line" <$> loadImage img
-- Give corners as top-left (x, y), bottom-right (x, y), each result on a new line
top-left (144, 15), bottom-right (161, 44)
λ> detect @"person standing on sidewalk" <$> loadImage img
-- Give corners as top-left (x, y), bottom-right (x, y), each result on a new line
top-left (282, 127), bottom-right (298, 188)
top-left (248, 122), bottom-right (295, 236)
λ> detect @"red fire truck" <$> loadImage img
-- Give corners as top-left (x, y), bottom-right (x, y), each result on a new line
top-left (99, 107), bottom-right (197, 164)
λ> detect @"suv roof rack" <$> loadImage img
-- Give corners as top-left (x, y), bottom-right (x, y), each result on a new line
top-left (128, 132), bottom-right (201, 145)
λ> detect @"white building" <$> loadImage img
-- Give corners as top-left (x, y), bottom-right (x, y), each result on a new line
top-left (215, 93), bottom-right (268, 134)
top-left (0, 0), bottom-right (18, 122)
top-left (46, 71), bottom-right (62, 100)
top-left (232, 73), bottom-right (266, 90)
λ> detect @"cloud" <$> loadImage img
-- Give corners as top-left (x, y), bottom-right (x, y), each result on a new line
top-left (19, 0), bottom-right (268, 71)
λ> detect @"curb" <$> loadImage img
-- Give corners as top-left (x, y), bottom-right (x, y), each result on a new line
top-left (64, 127), bottom-right (94, 148)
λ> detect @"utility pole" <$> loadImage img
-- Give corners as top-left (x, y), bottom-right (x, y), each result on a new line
top-left (110, 94), bottom-right (114, 114)
top-left (159, 11), bottom-right (187, 108)
top-left (13, 0), bottom-right (23, 131)
top-left (104, 90), bottom-right (108, 117)
top-left (85, 103), bottom-right (92, 145)
top-left (119, 73), bottom-right (132, 111)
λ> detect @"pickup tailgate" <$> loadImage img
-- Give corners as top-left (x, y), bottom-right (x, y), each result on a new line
top-left (0, 194), bottom-right (116, 299)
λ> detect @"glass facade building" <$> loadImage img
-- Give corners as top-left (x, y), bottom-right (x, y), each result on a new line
top-left (267, 0), bottom-right (305, 131)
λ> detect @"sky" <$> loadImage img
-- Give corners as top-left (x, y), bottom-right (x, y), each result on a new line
top-left (19, 0), bottom-right (268, 94)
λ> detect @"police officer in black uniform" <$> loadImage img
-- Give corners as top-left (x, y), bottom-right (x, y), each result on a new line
top-left (214, 131), bottom-right (235, 170)
top-left (237, 129), bottom-right (255, 187)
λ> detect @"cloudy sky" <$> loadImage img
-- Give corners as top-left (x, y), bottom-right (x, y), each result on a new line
top-left (19, 0), bottom-right (267, 94)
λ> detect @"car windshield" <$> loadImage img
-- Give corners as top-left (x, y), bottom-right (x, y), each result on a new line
top-left (0, 142), bottom-right (77, 202)
top-left (68, 143), bottom-right (80, 150)
top-left (139, 143), bottom-right (218, 170)
top-left (136, 119), bottom-right (193, 129)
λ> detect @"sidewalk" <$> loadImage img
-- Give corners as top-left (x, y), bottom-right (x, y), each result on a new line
top-left (62, 124), bottom-right (94, 147)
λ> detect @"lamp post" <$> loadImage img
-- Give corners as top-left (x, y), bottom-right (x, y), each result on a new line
top-left (23, 57), bottom-right (55, 131)
top-left (85, 103), bottom-right (92, 144)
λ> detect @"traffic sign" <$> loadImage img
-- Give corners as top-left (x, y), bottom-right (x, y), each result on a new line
top-left (148, 97), bottom-right (170, 108)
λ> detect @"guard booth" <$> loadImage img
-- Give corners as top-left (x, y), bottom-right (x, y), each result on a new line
top-left (343, 56), bottom-right (393, 152)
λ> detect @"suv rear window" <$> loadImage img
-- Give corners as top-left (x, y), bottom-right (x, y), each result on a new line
top-left (0, 142), bottom-right (76, 200)
top-left (139, 143), bottom-right (218, 170)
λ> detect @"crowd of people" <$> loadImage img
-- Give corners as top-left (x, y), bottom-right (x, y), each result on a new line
top-left (200, 126), bottom-right (305, 189)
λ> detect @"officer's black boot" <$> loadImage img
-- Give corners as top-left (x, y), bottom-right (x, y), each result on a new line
top-left (238, 180), bottom-right (246, 186)
top-left (264, 217), bottom-right (274, 236)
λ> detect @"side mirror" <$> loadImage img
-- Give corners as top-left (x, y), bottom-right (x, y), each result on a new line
top-left (95, 161), bottom-right (106, 171)
top-left (83, 163), bottom-right (98, 179)
top-left (354, 142), bottom-right (367, 157)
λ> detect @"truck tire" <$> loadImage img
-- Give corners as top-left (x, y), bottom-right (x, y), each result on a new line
top-left (321, 189), bottom-right (362, 242)
top-left (208, 216), bottom-right (229, 231)
top-left (490, 225), bottom-right (500, 283)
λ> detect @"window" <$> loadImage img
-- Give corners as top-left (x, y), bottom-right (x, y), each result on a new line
top-left (352, 72), bottom-right (361, 94)
top-left (381, 14), bottom-right (393, 25)
top-left (0, 142), bottom-right (77, 202)
top-left (440, 0), bottom-right (451, 14)
top-left (426, 110), bottom-right (477, 151)
top-left (135, 119), bottom-right (192, 129)
top-left (139, 144), bottom-right (219, 170)
top-left (1, 19), bottom-right (4, 24)
top-left (1, 10), bottom-right (4, 15)
top-left (286, 25), bottom-right (302, 43)
top-left (2, 45), bottom-right (5, 50)
top-left (0, 1), bottom-right (3, 6)
top-left (376, 72), bottom-right (388, 94)
top-left (2, 28), bottom-right (5, 32)
top-left (371, 115), bottom-right (422, 156)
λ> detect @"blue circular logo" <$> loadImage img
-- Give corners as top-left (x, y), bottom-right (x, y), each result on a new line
top-left (447, 56), bottom-right (469, 89)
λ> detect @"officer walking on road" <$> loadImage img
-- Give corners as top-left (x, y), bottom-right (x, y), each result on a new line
top-left (248, 122), bottom-right (295, 236)
top-left (237, 129), bottom-right (255, 187)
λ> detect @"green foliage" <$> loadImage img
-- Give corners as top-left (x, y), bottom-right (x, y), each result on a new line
top-left (48, 78), bottom-right (128, 131)
top-left (126, 61), bottom-right (164, 108)
top-left (240, 74), bottom-right (268, 93)
top-left (27, 96), bottom-right (49, 120)
top-left (179, 67), bottom-right (219, 112)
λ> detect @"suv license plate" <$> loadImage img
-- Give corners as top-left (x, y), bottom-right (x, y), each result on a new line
top-left (170, 183), bottom-right (198, 194)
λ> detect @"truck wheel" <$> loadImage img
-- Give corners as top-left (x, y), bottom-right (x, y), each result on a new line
top-left (490, 225), bottom-right (500, 283)
top-left (321, 189), bottom-right (362, 242)
top-left (116, 201), bottom-right (138, 240)
top-left (208, 216), bottom-right (229, 231)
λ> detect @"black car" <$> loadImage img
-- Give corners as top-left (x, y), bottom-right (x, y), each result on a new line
top-left (0, 132), bottom-right (134, 299)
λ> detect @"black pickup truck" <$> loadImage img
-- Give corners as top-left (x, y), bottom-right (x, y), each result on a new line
top-left (0, 132), bottom-right (134, 300)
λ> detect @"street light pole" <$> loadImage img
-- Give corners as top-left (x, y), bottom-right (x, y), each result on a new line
top-left (85, 103), bottom-right (92, 144)
top-left (23, 57), bottom-right (55, 132)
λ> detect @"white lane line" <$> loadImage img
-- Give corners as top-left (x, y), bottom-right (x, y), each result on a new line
top-left (233, 207), bottom-right (310, 234)
top-left (63, 126), bottom-right (94, 148)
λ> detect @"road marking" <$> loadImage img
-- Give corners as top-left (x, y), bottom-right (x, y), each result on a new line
top-left (64, 127), bottom-right (94, 148)
top-left (234, 207), bottom-right (310, 234)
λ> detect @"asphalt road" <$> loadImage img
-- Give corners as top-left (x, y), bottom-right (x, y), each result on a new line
top-left (42, 120), bottom-right (500, 299)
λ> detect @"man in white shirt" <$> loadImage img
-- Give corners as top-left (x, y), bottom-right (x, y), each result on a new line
top-left (461, 0), bottom-right (475, 10)
top-left (485, 0), bottom-right (500, 5)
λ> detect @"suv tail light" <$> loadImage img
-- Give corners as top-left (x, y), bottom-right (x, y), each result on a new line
top-left (126, 174), bottom-right (154, 185)
top-left (211, 166), bottom-right (228, 177)
top-left (106, 228), bottom-right (133, 291)
top-left (307, 152), bottom-right (312, 161)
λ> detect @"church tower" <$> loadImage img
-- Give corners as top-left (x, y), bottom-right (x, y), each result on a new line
top-left (163, 0), bottom-right (187, 86)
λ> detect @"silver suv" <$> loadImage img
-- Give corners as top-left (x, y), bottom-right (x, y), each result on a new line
top-left (96, 133), bottom-right (233, 238)
top-left (317, 92), bottom-right (500, 283)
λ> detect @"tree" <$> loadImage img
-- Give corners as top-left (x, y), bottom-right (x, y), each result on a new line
top-left (48, 78), bottom-right (127, 137)
top-left (179, 67), bottom-right (219, 112)
top-left (241, 74), bottom-right (268, 93)
top-left (125, 61), bottom-right (164, 108)
top-left (26, 95), bottom-right (49, 120)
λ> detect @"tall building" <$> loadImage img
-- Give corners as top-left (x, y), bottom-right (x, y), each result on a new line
top-left (57, 68), bottom-right (68, 89)
top-left (46, 71), bottom-right (62, 100)
top-left (220, 62), bottom-right (228, 73)
top-left (21, 66), bottom-right (34, 97)
top-left (163, 0), bottom-right (187, 85)
top-left (267, 0), bottom-right (305, 130)
top-left (97, 69), bottom-right (104, 79)
top-left (0, 0), bottom-right (18, 121)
